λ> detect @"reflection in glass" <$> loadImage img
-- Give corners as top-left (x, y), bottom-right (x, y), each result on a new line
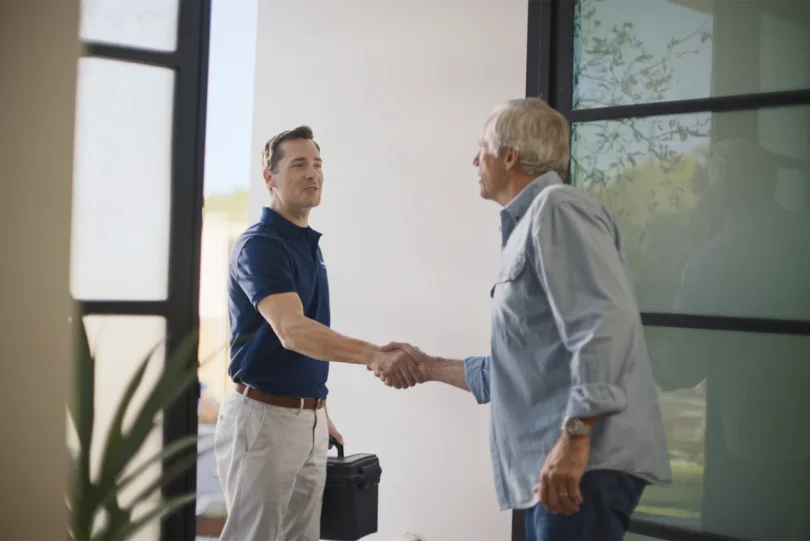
top-left (80, 0), bottom-right (180, 52)
top-left (573, 0), bottom-right (810, 108)
top-left (643, 326), bottom-right (810, 540)
top-left (625, 535), bottom-right (659, 541)
top-left (71, 58), bottom-right (174, 301)
top-left (571, 105), bottom-right (810, 320)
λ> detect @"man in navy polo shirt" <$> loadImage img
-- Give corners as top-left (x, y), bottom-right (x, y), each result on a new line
top-left (214, 126), bottom-right (420, 541)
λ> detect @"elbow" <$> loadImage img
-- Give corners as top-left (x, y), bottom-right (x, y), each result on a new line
top-left (277, 331), bottom-right (295, 351)
top-left (275, 317), bottom-right (306, 352)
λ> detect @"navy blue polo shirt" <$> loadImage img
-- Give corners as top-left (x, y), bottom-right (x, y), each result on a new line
top-left (227, 207), bottom-right (330, 399)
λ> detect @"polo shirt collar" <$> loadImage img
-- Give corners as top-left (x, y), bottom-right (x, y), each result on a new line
top-left (260, 207), bottom-right (322, 243)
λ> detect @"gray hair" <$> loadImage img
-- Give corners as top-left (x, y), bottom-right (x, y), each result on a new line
top-left (482, 98), bottom-right (570, 178)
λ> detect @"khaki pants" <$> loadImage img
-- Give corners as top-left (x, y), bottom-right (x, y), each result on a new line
top-left (214, 387), bottom-right (328, 541)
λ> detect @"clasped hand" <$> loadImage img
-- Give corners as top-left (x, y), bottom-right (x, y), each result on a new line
top-left (367, 342), bottom-right (428, 389)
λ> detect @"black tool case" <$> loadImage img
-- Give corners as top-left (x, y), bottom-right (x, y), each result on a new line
top-left (320, 437), bottom-right (383, 541)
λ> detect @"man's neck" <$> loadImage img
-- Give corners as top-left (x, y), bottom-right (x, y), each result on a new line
top-left (497, 173), bottom-right (537, 207)
top-left (270, 200), bottom-right (310, 227)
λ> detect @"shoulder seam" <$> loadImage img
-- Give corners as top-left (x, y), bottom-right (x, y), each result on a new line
top-left (236, 234), bottom-right (290, 266)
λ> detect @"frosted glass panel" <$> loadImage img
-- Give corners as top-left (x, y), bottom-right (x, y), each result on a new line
top-left (71, 58), bottom-right (173, 301)
top-left (80, 0), bottom-right (180, 52)
top-left (571, 105), bottom-right (810, 321)
top-left (84, 315), bottom-right (166, 541)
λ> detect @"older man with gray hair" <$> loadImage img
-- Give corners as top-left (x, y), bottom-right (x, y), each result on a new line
top-left (378, 98), bottom-right (672, 540)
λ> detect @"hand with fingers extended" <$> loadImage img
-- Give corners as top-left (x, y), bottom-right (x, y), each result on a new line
top-left (368, 342), bottom-right (430, 388)
top-left (367, 345), bottom-right (423, 389)
top-left (534, 433), bottom-right (590, 515)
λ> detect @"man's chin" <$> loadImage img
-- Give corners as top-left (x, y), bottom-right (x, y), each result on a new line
top-left (301, 195), bottom-right (322, 209)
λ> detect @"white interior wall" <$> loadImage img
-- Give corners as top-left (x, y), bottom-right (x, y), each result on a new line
top-left (251, 1), bottom-right (528, 539)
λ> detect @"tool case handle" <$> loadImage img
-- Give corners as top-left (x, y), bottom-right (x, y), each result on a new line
top-left (329, 435), bottom-right (344, 458)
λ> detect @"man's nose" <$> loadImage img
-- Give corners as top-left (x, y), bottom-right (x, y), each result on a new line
top-left (473, 154), bottom-right (479, 167)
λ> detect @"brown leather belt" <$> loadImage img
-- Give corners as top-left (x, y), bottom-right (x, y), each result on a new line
top-left (234, 383), bottom-right (326, 410)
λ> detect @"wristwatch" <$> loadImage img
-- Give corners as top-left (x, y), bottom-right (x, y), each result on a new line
top-left (562, 417), bottom-right (593, 437)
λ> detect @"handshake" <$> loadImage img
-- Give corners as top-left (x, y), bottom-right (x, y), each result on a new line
top-left (367, 342), bottom-right (432, 389)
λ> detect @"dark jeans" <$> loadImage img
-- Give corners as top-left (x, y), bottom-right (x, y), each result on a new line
top-left (525, 470), bottom-right (646, 541)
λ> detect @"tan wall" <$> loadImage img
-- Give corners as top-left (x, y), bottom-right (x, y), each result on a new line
top-left (0, 0), bottom-right (80, 538)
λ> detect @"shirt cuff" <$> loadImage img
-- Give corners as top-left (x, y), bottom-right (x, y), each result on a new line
top-left (250, 286), bottom-right (296, 309)
top-left (463, 356), bottom-right (491, 405)
top-left (564, 383), bottom-right (628, 419)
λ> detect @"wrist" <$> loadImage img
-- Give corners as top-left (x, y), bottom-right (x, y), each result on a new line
top-left (363, 344), bottom-right (381, 367)
top-left (420, 356), bottom-right (440, 381)
top-left (561, 416), bottom-right (596, 438)
top-left (561, 432), bottom-right (591, 447)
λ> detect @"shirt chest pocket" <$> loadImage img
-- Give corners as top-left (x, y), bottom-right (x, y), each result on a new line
top-left (491, 254), bottom-right (529, 346)
top-left (491, 254), bottom-right (528, 298)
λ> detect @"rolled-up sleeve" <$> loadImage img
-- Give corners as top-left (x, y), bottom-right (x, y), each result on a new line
top-left (532, 199), bottom-right (637, 418)
top-left (463, 355), bottom-right (492, 404)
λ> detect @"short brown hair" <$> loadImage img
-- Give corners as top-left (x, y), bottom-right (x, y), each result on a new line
top-left (261, 125), bottom-right (320, 173)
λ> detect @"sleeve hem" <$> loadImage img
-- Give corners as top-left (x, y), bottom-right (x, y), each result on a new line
top-left (564, 383), bottom-right (627, 419)
top-left (250, 287), bottom-right (298, 309)
top-left (463, 356), bottom-right (491, 405)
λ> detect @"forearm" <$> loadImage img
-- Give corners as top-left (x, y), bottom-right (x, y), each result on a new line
top-left (281, 316), bottom-right (378, 366)
top-left (422, 356), bottom-right (470, 392)
top-left (566, 328), bottom-right (633, 418)
top-left (534, 200), bottom-right (636, 419)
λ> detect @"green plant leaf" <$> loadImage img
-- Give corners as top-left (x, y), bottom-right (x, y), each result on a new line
top-left (98, 493), bottom-right (197, 541)
top-left (95, 332), bottom-right (198, 500)
top-left (97, 340), bottom-right (165, 487)
top-left (101, 499), bottom-right (131, 540)
top-left (71, 327), bottom-right (213, 541)
top-left (96, 434), bottom-right (199, 512)
top-left (66, 453), bottom-right (80, 513)
top-left (72, 311), bottom-right (95, 451)
top-left (105, 365), bottom-right (199, 493)
top-left (68, 311), bottom-right (96, 540)
top-left (119, 447), bottom-right (203, 513)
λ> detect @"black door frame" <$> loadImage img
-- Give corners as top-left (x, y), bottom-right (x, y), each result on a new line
top-left (77, 2), bottom-right (211, 540)
top-left (518, 0), bottom-right (810, 540)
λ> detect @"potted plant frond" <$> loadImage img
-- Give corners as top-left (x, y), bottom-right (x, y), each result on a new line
top-left (66, 313), bottom-right (206, 541)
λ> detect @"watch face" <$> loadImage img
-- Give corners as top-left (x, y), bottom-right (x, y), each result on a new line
top-left (563, 418), bottom-right (590, 436)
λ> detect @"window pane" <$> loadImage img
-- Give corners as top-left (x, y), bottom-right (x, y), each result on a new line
top-left (71, 58), bottom-right (173, 301)
top-left (571, 105), bottom-right (810, 320)
top-left (80, 0), bottom-right (180, 52)
top-left (573, 0), bottom-right (810, 109)
top-left (641, 326), bottom-right (810, 540)
top-left (625, 534), bottom-right (659, 541)
top-left (83, 315), bottom-right (166, 541)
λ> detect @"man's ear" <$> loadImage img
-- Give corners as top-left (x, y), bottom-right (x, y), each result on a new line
top-left (504, 148), bottom-right (519, 171)
top-left (263, 169), bottom-right (275, 190)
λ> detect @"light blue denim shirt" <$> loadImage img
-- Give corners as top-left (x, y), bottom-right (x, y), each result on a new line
top-left (464, 172), bottom-right (672, 511)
